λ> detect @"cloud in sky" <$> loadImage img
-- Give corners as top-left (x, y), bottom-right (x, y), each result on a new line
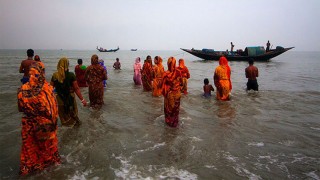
top-left (1, 0), bottom-right (320, 51)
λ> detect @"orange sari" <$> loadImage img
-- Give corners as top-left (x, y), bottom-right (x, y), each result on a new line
top-left (214, 57), bottom-right (232, 101)
top-left (17, 65), bottom-right (60, 175)
top-left (162, 57), bottom-right (182, 127)
top-left (152, 56), bottom-right (165, 97)
top-left (141, 56), bottom-right (153, 91)
top-left (177, 59), bottom-right (190, 94)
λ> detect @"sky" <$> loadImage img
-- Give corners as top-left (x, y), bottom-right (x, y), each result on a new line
top-left (0, 0), bottom-right (320, 51)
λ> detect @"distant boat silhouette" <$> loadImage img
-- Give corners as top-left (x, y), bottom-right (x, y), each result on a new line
top-left (97, 46), bottom-right (119, 52)
top-left (181, 45), bottom-right (294, 61)
top-left (131, 49), bottom-right (137, 51)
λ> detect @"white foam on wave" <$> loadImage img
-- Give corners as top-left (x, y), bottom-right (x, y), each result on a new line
top-left (190, 136), bottom-right (203, 142)
top-left (305, 171), bottom-right (320, 180)
top-left (158, 167), bottom-right (198, 180)
top-left (223, 152), bottom-right (261, 180)
top-left (223, 152), bottom-right (238, 162)
top-left (111, 154), bottom-right (144, 179)
top-left (205, 165), bottom-right (217, 170)
top-left (233, 166), bottom-right (262, 180)
top-left (248, 142), bottom-right (265, 147)
top-left (69, 169), bottom-right (98, 180)
top-left (111, 154), bottom-right (198, 179)
top-left (133, 142), bottom-right (166, 154)
top-left (278, 140), bottom-right (295, 146)
top-left (311, 127), bottom-right (320, 131)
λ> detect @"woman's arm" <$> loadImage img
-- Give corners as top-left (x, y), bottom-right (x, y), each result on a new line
top-left (72, 81), bottom-right (87, 106)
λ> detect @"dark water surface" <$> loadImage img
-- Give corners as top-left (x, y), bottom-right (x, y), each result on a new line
top-left (0, 50), bottom-right (319, 179)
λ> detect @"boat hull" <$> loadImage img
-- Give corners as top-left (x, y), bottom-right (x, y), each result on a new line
top-left (97, 47), bottom-right (119, 52)
top-left (181, 47), bottom-right (294, 61)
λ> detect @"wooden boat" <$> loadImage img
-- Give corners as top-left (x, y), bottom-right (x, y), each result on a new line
top-left (131, 49), bottom-right (137, 51)
top-left (97, 46), bottom-right (119, 52)
top-left (181, 46), bottom-right (294, 61)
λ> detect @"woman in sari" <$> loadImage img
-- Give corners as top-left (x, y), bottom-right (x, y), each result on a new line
top-left (34, 55), bottom-right (45, 71)
top-left (141, 55), bottom-right (153, 91)
top-left (213, 56), bottom-right (232, 101)
top-left (51, 57), bottom-right (87, 126)
top-left (177, 59), bottom-right (190, 94)
top-left (18, 63), bottom-right (60, 175)
top-left (75, 59), bottom-right (87, 87)
top-left (85, 54), bottom-right (108, 109)
top-left (133, 57), bottom-right (142, 85)
top-left (162, 57), bottom-right (182, 127)
top-left (99, 59), bottom-right (107, 87)
top-left (152, 56), bottom-right (165, 97)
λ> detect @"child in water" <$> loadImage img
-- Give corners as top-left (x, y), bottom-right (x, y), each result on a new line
top-left (203, 78), bottom-right (214, 97)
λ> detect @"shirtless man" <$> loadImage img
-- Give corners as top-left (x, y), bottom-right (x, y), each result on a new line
top-left (203, 78), bottom-right (214, 97)
top-left (245, 59), bottom-right (259, 91)
top-left (19, 49), bottom-right (36, 84)
top-left (113, 58), bottom-right (121, 70)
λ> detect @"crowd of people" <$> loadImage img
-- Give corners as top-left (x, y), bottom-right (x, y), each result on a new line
top-left (17, 49), bottom-right (259, 175)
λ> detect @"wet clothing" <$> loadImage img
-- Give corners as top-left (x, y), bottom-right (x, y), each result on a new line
top-left (51, 58), bottom-right (80, 126)
top-left (52, 71), bottom-right (80, 126)
top-left (245, 65), bottom-right (259, 91)
top-left (177, 59), bottom-right (190, 94)
top-left (99, 60), bottom-right (107, 87)
top-left (75, 65), bottom-right (87, 87)
top-left (214, 57), bottom-right (232, 101)
top-left (152, 56), bottom-right (164, 96)
top-left (141, 60), bottom-right (153, 91)
top-left (18, 66), bottom-right (60, 175)
top-left (133, 57), bottom-right (142, 85)
top-left (162, 57), bottom-right (182, 127)
top-left (247, 79), bottom-right (259, 91)
top-left (85, 57), bottom-right (107, 109)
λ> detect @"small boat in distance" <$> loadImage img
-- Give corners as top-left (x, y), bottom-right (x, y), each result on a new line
top-left (131, 49), bottom-right (137, 51)
top-left (97, 46), bottom-right (119, 52)
top-left (181, 46), bottom-right (294, 61)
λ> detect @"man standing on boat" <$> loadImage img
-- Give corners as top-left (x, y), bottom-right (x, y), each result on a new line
top-left (230, 42), bottom-right (235, 54)
top-left (266, 40), bottom-right (271, 52)
top-left (245, 59), bottom-right (259, 91)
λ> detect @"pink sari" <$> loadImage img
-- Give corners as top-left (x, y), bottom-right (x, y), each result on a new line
top-left (133, 57), bottom-right (142, 85)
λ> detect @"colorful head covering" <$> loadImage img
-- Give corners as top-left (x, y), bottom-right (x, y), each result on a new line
top-left (178, 59), bottom-right (186, 68)
top-left (20, 63), bottom-right (45, 97)
top-left (34, 55), bottom-right (41, 61)
top-left (91, 54), bottom-right (99, 65)
top-left (135, 57), bottom-right (141, 63)
top-left (167, 57), bottom-right (176, 72)
top-left (56, 57), bottom-right (69, 83)
top-left (99, 59), bottom-right (104, 66)
top-left (218, 56), bottom-right (232, 90)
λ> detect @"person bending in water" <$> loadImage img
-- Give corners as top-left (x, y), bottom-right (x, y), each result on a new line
top-left (203, 78), bottom-right (214, 97)
top-left (245, 59), bottom-right (259, 91)
top-left (113, 58), bottom-right (121, 70)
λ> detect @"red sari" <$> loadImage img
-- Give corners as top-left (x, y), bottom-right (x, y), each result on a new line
top-left (17, 65), bottom-right (60, 175)
top-left (214, 57), bottom-right (232, 101)
top-left (75, 65), bottom-right (87, 87)
top-left (85, 55), bottom-right (107, 109)
top-left (162, 57), bottom-right (182, 127)
top-left (141, 57), bottom-right (153, 91)
top-left (177, 59), bottom-right (190, 94)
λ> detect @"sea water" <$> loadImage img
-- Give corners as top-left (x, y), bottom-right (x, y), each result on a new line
top-left (0, 49), bottom-right (319, 179)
